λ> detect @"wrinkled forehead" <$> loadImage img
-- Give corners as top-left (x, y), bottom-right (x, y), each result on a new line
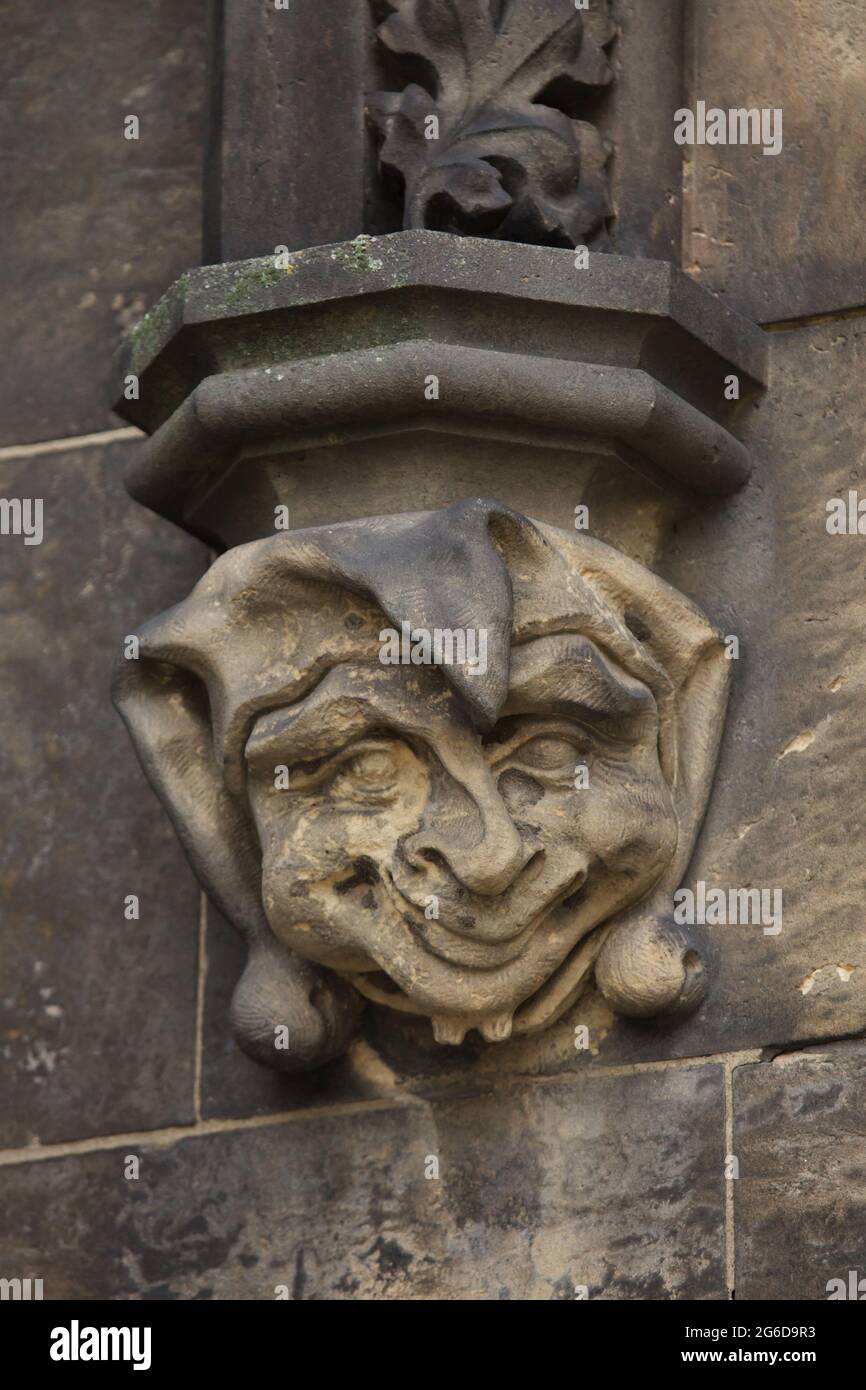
top-left (245, 633), bottom-right (658, 771)
top-left (141, 529), bottom-right (685, 792)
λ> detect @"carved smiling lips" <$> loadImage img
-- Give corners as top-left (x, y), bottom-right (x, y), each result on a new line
top-left (358, 859), bottom-right (591, 1044)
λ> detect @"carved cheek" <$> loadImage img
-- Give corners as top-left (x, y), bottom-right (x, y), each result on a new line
top-left (508, 749), bottom-right (674, 887)
top-left (576, 754), bottom-right (678, 878)
top-left (252, 756), bottom-right (430, 921)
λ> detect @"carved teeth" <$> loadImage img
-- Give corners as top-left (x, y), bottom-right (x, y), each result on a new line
top-left (432, 1017), bottom-right (468, 1045)
top-left (479, 1012), bottom-right (513, 1043)
top-left (431, 1012), bottom-right (515, 1044)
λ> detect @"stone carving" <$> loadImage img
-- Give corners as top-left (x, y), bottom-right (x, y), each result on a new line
top-left (368, 0), bottom-right (614, 246)
top-left (114, 498), bottom-right (730, 1072)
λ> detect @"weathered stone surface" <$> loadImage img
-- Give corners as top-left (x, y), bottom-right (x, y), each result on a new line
top-left (205, 0), bottom-right (369, 262)
top-left (657, 312), bottom-right (866, 1056)
top-left (363, 312), bottom-right (866, 1083)
top-left (0, 1106), bottom-right (440, 1301)
top-left (0, 1065), bottom-right (726, 1299)
top-left (368, 0), bottom-right (614, 248)
top-left (734, 1042), bottom-right (866, 1300)
top-left (602, 0), bottom-right (686, 264)
top-left (0, 441), bottom-right (207, 1145)
top-left (431, 1065), bottom-right (727, 1300)
top-left (686, 0), bottom-right (866, 322)
top-left (0, 0), bottom-right (206, 446)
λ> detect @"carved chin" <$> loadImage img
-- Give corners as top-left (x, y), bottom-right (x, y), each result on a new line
top-left (343, 918), bottom-right (593, 1046)
top-left (348, 969), bottom-right (522, 1046)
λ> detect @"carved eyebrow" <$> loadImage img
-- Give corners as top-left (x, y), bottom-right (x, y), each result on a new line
top-left (244, 636), bottom-right (652, 771)
top-left (503, 634), bottom-right (656, 732)
top-left (245, 695), bottom-right (386, 770)
top-left (244, 664), bottom-right (451, 770)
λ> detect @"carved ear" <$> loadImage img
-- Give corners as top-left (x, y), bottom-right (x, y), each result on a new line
top-left (588, 564), bottom-right (733, 1022)
top-left (113, 654), bottom-right (267, 942)
top-left (112, 653), bottom-right (362, 1070)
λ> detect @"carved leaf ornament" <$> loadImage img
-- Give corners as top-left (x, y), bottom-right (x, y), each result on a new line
top-left (368, 0), bottom-right (614, 246)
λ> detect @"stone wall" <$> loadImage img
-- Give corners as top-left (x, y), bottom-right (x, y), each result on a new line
top-left (2, 0), bottom-right (865, 1301)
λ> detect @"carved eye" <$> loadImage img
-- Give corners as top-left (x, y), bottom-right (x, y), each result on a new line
top-left (348, 749), bottom-right (397, 787)
top-left (514, 735), bottom-right (581, 774)
top-left (496, 730), bottom-right (594, 791)
top-left (330, 747), bottom-right (399, 800)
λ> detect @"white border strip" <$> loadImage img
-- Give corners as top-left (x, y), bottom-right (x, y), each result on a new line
top-left (0, 426), bottom-right (142, 462)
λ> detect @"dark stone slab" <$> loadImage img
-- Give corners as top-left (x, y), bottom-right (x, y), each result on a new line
top-left (604, 0), bottom-right (686, 264)
top-left (0, 441), bottom-right (207, 1144)
top-left (430, 1065), bottom-right (728, 1300)
top-left (0, 1064), bottom-right (725, 1299)
top-left (0, 0), bottom-right (206, 446)
top-left (686, 0), bottom-right (866, 322)
top-left (205, 0), bottom-right (369, 262)
top-left (0, 1105), bottom-right (441, 1300)
top-left (734, 1042), bottom-right (866, 1300)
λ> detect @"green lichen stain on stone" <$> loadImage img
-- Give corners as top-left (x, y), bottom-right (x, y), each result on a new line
top-left (123, 240), bottom-right (421, 388)
top-left (223, 259), bottom-right (298, 309)
top-left (127, 280), bottom-right (185, 370)
top-left (329, 235), bottom-right (385, 274)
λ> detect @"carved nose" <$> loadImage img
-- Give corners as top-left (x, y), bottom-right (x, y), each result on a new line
top-left (405, 797), bottom-right (536, 897)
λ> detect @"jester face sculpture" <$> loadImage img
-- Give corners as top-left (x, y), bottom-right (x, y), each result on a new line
top-left (114, 499), bottom-right (729, 1070)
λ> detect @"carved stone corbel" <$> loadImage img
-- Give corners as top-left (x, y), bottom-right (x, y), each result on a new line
top-left (115, 493), bottom-right (729, 1056)
top-left (113, 228), bottom-right (766, 1071)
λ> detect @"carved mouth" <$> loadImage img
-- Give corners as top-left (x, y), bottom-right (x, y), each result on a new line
top-left (343, 858), bottom-right (599, 1046)
top-left (349, 969), bottom-right (516, 1044)
top-left (376, 864), bottom-right (588, 968)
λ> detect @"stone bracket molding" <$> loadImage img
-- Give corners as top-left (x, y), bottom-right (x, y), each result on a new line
top-left (116, 232), bottom-right (767, 432)
top-left (367, 0), bottom-right (615, 246)
top-left (114, 230), bottom-right (767, 542)
top-left (125, 347), bottom-right (750, 535)
top-left (113, 230), bottom-right (768, 1073)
